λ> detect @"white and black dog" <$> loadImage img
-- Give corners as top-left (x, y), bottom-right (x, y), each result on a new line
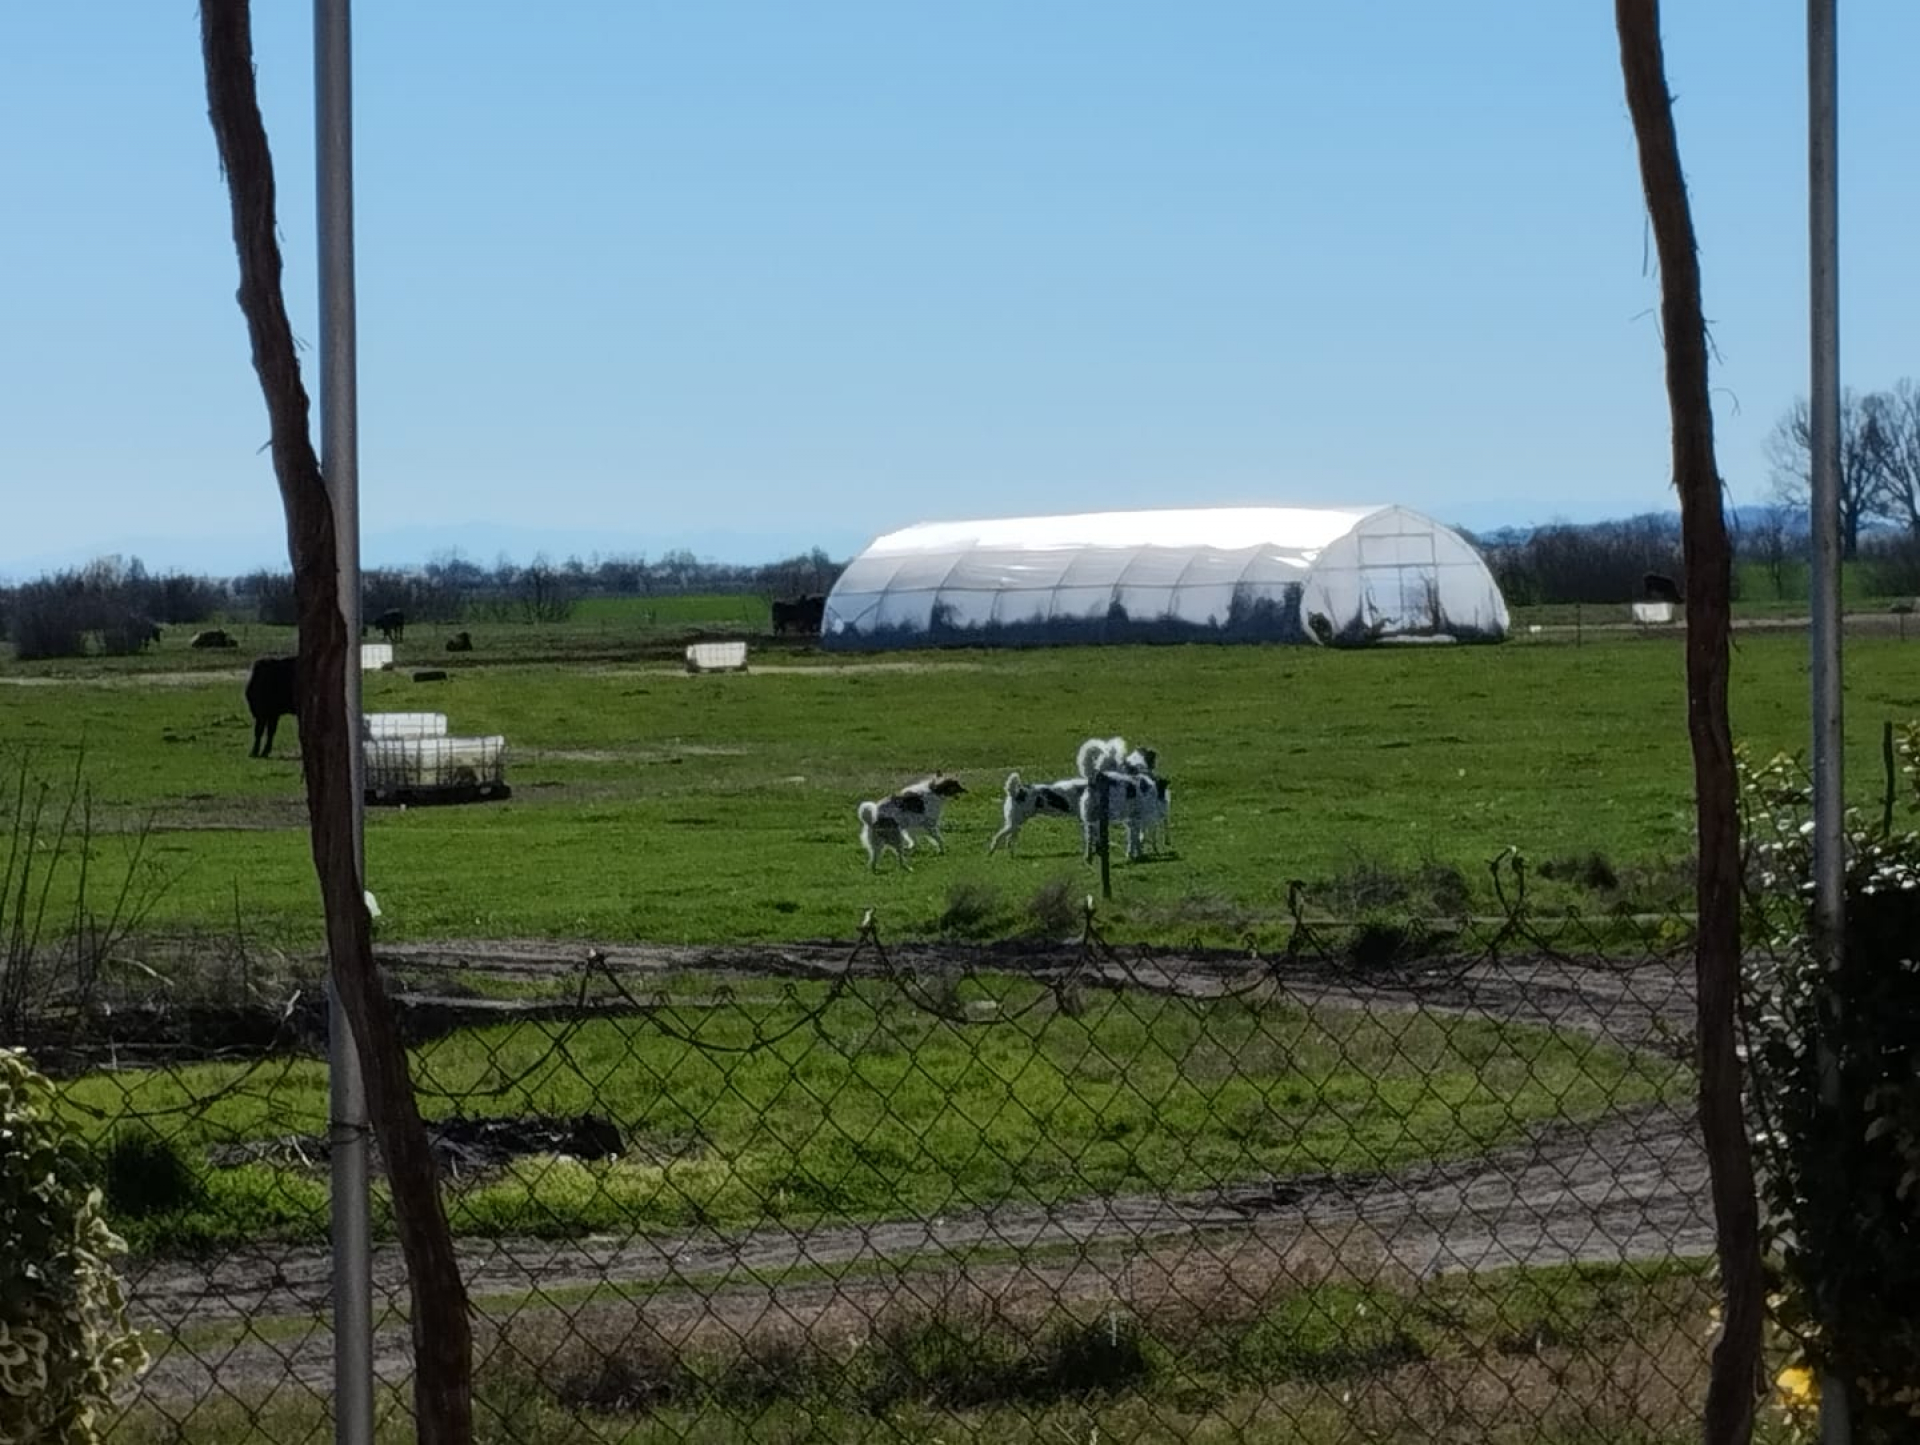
top-left (857, 801), bottom-right (913, 871)
top-left (988, 772), bottom-right (1089, 855)
top-left (1075, 736), bottom-right (1170, 861)
top-left (857, 774), bottom-right (967, 870)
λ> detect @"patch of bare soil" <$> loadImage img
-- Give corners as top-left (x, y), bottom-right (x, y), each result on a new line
top-left (119, 940), bottom-right (1708, 1402)
top-left (129, 1101), bottom-right (1706, 1398)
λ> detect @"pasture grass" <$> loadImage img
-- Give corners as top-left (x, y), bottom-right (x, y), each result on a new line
top-left (106, 1256), bottom-right (1795, 1444)
top-left (6, 625), bottom-right (1920, 946)
top-left (65, 976), bottom-right (1681, 1254)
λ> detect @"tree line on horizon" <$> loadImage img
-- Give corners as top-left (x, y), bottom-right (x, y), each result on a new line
top-left (4, 379), bottom-right (1918, 661)
top-left (0, 548), bottom-right (844, 661)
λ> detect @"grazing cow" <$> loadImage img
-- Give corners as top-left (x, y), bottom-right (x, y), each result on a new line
top-left (190, 629), bottom-right (238, 650)
top-left (445, 630), bottom-right (473, 653)
top-left (771, 594), bottom-right (827, 636)
top-left (245, 655), bottom-right (299, 758)
top-left (1643, 572), bottom-right (1683, 605)
top-left (129, 617), bottom-right (162, 650)
top-left (372, 608), bottom-right (406, 643)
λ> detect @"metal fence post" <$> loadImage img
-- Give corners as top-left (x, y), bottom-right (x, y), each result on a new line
top-left (316, 2), bottom-right (374, 1440)
top-left (1807, 1), bottom-right (1850, 1440)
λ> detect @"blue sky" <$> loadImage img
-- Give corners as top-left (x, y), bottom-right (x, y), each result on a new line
top-left (3, 3), bottom-right (1916, 580)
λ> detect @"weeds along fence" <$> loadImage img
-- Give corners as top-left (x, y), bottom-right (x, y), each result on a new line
top-left (12, 880), bottom-right (1735, 1444)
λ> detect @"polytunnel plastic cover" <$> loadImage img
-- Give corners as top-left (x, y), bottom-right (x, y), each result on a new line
top-left (822, 505), bottom-right (1509, 649)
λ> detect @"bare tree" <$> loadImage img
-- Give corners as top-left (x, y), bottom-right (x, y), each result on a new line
top-left (1615, 4), bottom-right (1764, 1442)
top-left (199, 4), bottom-right (473, 1440)
top-left (518, 554), bottom-right (576, 623)
top-left (1863, 378), bottom-right (1920, 537)
top-left (1747, 502), bottom-right (1803, 600)
top-left (1767, 389), bottom-right (1885, 557)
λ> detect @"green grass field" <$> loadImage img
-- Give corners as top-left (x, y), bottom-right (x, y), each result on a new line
top-left (3, 613), bottom-right (1785, 1438)
top-left (4, 618), bottom-right (1918, 946)
top-left (68, 974), bottom-right (1679, 1253)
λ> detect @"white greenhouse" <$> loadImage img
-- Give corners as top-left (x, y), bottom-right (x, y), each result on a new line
top-left (821, 504), bottom-right (1509, 650)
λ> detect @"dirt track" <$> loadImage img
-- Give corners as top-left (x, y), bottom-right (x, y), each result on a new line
top-left (125, 942), bottom-right (1710, 1399)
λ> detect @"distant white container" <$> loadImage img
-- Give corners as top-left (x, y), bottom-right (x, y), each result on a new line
top-left (363, 712), bottom-right (448, 741)
top-left (364, 734), bottom-right (508, 800)
top-left (1631, 601), bottom-right (1677, 626)
top-left (685, 640), bottom-right (749, 673)
top-left (360, 642), bottom-right (394, 670)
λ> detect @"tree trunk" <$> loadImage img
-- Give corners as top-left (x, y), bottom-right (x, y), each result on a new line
top-left (198, 5), bottom-right (474, 1440)
top-left (1613, 6), bottom-right (1763, 1443)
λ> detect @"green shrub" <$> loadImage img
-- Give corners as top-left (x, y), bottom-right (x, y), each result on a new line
top-left (100, 1129), bottom-right (203, 1220)
top-left (1741, 744), bottom-right (1920, 1440)
top-left (8, 591), bottom-right (93, 662)
top-left (937, 881), bottom-right (1002, 939)
top-left (1026, 877), bottom-right (1083, 939)
top-left (1538, 850), bottom-right (1621, 893)
top-left (0, 1049), bottom-right (147, 1442)
top-left (1344, 916), bottom-right (1435, 971)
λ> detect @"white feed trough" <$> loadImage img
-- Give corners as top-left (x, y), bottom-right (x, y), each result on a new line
top-left (685, 640), bottom-right (749, 673)
top-left (360, 642), bottom-right (394, 671)
top-left (364, 734), bottom-right (509, 806)
top-left (1630, 601), bottom-right (1677, 626)
top-left (363, 712), bottom-right (448, 741)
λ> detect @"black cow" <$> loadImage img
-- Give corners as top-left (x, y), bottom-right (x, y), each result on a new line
top-left (445, 630), bottom-right (473, 653)
top-left (245, 655), bottom-right (299, 758)
top-left (129, 617), bottom-right (162, 650)
top-left (191, 628), bottom-right (238, 650)
top-left (771, 594), bottom-right (827, 636)
top-left (372, 608), bottom-right (406, 643)
top-left (1642, 572), bottom-right (1684, 605)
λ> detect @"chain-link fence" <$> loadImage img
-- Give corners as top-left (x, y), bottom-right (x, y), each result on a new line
top-left (27, 873), bottom-right (1729, 1444)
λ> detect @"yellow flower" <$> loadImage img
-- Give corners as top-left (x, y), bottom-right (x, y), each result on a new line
top-left (1776, 1365), bottom-right (1819, 1411)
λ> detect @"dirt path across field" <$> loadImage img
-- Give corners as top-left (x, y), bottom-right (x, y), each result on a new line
top-left (125, 942), bottom-right (1710, 1401)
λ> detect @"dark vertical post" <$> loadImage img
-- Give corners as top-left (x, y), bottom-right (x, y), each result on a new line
top-left (1883, 720), bottom-right (1896, 836)
top-left (1096, 772), bottom-right (1112, 901)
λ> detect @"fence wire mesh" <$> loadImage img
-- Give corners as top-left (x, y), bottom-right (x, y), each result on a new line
top-left (17, 868), bottom-right (1733, 1443)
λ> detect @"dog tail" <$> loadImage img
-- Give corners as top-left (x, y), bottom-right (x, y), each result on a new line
top-left (1004, 771), bottom-right (1023, 797)
top-left (1077, 736), bottom-right (1121, 781)
top-left (857, 800), bottom-right (880, 825)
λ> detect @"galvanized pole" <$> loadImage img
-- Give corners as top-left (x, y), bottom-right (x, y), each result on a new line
top-left (316, 2), bottom-right (374, 1441)
top-left (1807, 1), bottom-right (1850, 1441)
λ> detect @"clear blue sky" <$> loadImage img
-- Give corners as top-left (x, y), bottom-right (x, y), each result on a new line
top-left (3, 3), bottom-right (1916, 580)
